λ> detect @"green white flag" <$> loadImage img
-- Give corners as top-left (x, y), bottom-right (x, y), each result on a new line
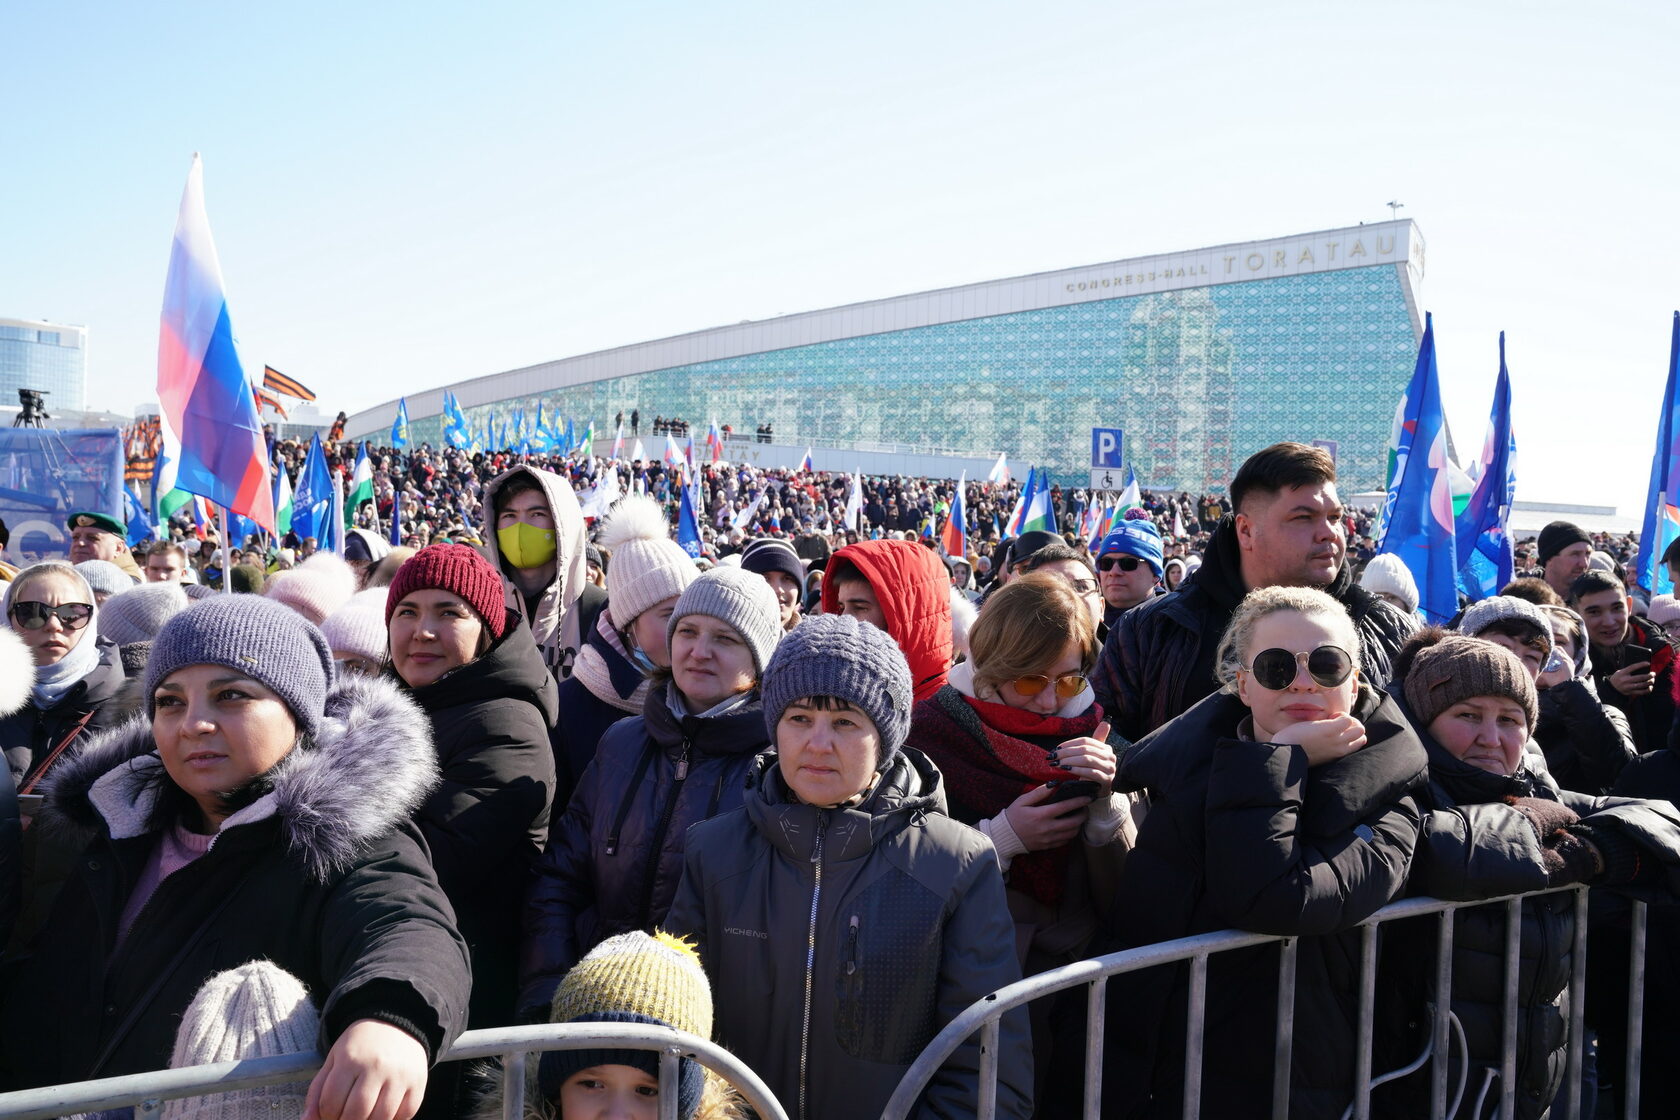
top-left (275, 462), bottom-right (294, 536)
top-left (345, 442), bottom-right (374, 528)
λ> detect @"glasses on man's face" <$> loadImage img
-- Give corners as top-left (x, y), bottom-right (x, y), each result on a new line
top-left (9, 601), bottom-right (94, 632)
top-left (1009, 672), bottom-right (1089, 701)
top-left (1098, 555), bottom-right (1145, 573)
top-left (1242, 645), bottom-right (1355, 691)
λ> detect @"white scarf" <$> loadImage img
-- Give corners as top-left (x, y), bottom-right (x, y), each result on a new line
top-left (2, 567), bottom-right (102, 709)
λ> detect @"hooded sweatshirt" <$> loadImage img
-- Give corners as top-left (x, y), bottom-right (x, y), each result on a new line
top-left (481, 465), bottom-right (605, 680)
top-left (820, 539), bottom-right (952, 702)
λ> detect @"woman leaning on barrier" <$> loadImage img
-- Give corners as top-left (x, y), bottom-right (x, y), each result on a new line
top-left (1104, 586), bottom-right (1429, 1120)
top-left (0, 595), bottom-right (471, 1120)
top-left (1375, 631), bottom-right (1680, 1120)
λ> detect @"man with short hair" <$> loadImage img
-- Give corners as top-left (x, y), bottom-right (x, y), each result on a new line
top-left (1570, 569), bottom-right (1678, 752)
top-left (1095, 520), bottom-right (1164, 626)
top-left (67, 512), bottom-right (142, 582)
top-left (1093, 442), bottom-right (1416, 743)
top-left (144, 542), bottom-right (189, 583)
top-left (1538, 520), bottom-right (1593, 601)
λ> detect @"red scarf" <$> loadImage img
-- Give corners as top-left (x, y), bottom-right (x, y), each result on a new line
top-left (920, 688), bottom-right (1102, 907)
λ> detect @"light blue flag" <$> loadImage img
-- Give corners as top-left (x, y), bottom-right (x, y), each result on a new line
top-left (1454, 333), bottom-right (1516, 602)
top-left (443, 393), bottom-right (469, 449)
top-left (1635, 313), bottom-right (1680, 595)
top-left (391, 398), bottom-right (410, 448)
top-left (123, 485), bottom-right (154, 546)
top-left (291, 435), bottom-right (334, 544)
top-left (1376, 312), bottom-right (1459, 624)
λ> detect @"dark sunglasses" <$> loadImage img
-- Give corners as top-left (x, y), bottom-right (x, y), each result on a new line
top-left (1098, 555), bottom-right (1146, 573)
top-left (9, 601), bottom-right (94, 631)
top-left (1010, 672), bottom-right (1089, 701)
top-left (1244, 645), bottom-right (1354, 691)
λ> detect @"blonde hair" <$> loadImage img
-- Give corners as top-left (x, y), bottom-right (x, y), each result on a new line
top-left (1214, 585), bottom-right (1359, 693)
top-left (968, 573), bottom-right (1097, 694)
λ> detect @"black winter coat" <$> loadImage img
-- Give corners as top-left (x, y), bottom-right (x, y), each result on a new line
top-left (1105, 688), bottom-right (1426, 1120)
top-left (0, 675), bottom-right (471, 1089)
top-left (1092, 517), bottom-right (1416, 744)
top-left (1375, 700), bottom-right (1680, 1120)
top-left (518, 682), bottom-right (768, 1016)
top-left (665, 749), bottom-right (1033, 1120)
top-left (549, 616), bottom-right (647, 816)
top-left (0, 639), bottom-right (126, 787)
top-left (401, 617), bottom-right (558, 1028)
top-left (1534, 677), bottom-right (1637, 794)
top-left (1589, 618), bottom-right (1678, 754)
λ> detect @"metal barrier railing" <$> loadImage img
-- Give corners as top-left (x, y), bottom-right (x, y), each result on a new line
top-left (0, 887), bottom-right (1650, 1120)
top-left (0, 1022), bottom-right (791, 1120)
top-left (881, 886), bottom-right (1649, 1120)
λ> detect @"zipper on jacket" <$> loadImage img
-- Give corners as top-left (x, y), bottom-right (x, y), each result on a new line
top-left (845, 914), bottom-right (859, 976)
top-left (635, 738), bottom-right (692, 928)
top-left (605, 743), bottom-right (658, 857)
top-left (798, 815), bottom-right (828, 1120)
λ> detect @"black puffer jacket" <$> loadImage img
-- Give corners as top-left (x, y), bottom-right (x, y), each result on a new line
top-left (665, 749), bottom-right (1032, 1120)
top-left (1375, 700), bottom-right (1680, 1120)
top-left (0, 675), bottom-right (471, 1089)
top-left (401, 616), bottom-right (558, 1028)
top-left (1534, 677), bottom-right (1637, 794)
top-left (1104, 687), bottom-right (1426, 1120)
top-left (1092, 517), bottom-right (1416, 744)
top-left (518, 681), bottom-right (768, 1016)
top-left (0, 639), bottom-right (126, 787)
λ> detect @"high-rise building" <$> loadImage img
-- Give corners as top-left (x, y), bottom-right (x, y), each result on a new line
top-left (0, 316), bottom-right (88, 417)
top-left (346, 220), bottom-right (1424, 492)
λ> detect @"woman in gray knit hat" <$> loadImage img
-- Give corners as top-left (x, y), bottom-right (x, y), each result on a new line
top-left (520, 566), bottom-right (784, 1020)
top-left (665, 613), bottom-right (1033, 1120)
top-left (1, 594), bottom-right (470, 1120)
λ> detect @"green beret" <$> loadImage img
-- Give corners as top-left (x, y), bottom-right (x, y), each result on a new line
top-left (67, 511), bottom-right (125, 536)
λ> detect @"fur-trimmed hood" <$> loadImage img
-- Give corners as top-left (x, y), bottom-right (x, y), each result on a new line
top-left (40, 673), bottom-right (441, 882)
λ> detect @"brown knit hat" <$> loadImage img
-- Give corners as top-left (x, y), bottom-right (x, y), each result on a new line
top-left (1403, 634), bottom-right (1538, 731)
top-left (385, 543), bottom-right (509, 639)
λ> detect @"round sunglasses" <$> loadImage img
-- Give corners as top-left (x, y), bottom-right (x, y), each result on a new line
top-left (9, 601), bottom-right (94, 632)
top-left (1243, 645), bottom-right (1354, 691)
top-left (1009, 672), bottom-right (1089, 701)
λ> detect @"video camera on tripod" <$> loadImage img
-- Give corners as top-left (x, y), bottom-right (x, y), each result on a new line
top-left (13, 389), bottom-right (50, 428)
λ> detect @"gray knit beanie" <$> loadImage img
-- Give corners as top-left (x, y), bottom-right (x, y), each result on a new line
top-left (1403, 634), bottom-right (1539, 731)
top-left (100, 581), bottom-right (190, 647)
top-left (162, 961), bottom-right (320, 1120)
top-left (668, 567), bottom-right (783, 674)
top-left (761, 613), bottom-right (913, 764)
top-left (146, 596), bottom-right (335, 737)
top-left (1457, 595), bottom-right (1556, 659)
top-left (75, 559), bottom-right (133, 597)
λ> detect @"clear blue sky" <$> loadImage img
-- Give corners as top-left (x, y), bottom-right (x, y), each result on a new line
top-left (4, 0), bottom-right (1677, 515)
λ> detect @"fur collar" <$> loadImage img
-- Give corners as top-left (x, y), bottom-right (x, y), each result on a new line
top-left (41, 674), bottom-right (440, 882)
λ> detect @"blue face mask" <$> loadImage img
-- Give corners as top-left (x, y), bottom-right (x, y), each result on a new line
top-left (626, 641), bottom-right (658, 675)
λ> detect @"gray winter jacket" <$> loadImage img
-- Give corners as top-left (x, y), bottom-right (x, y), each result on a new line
top-left (665, 748), bottom-right (1033, 1120)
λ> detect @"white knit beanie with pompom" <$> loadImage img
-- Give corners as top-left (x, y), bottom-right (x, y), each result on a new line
top-left (597, 495), bottom-right (698, 625)
top-left (161, 961), bottom-right (321, 1120)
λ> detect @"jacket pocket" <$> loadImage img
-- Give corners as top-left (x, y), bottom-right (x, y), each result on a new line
top-left (834, 873), bottom-right (944, 1063)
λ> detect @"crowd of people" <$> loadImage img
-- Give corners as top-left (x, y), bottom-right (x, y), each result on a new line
top-left (0, 438), bottom-right (1676, 1120)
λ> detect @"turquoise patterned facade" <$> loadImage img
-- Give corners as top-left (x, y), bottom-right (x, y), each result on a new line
top-left (409, 263), bottom-right (1417, 493)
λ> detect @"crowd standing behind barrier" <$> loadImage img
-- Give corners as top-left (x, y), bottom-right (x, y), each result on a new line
top-left (0, 436), bottom-right (1675, 1120)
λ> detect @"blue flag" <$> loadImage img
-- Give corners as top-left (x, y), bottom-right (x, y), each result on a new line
top-left (443, 392), bottom-right (469, 449)
top-left (677, 469), bottom-right (704, 557)
top-left (391, 398), bottom-right (410, 448)
top-left (291, 435), bottom-right (334, 544)
top-left (389, 487), bottom-right (403, 547)
top-left (1454, 333), bottom-right (1516, 602)
top-left (123, 485), bottom-right (154, 546)
top-left (1376, 312), bottom-right (1459, 624)
top-left (1636, 312), bottom-right (1680, 595)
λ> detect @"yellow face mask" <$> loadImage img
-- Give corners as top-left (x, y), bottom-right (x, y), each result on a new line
top-left (497, 522), bottom-right (557, 569)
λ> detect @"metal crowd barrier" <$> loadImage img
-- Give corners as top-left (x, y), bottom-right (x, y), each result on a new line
top-left (0, 1022), bottom-right (790, 1120)
top-left (881, 886), bottom-right (1649, 1120)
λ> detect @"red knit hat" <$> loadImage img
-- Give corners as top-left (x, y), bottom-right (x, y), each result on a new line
top-left (385, 544), bottom-right (509, 639)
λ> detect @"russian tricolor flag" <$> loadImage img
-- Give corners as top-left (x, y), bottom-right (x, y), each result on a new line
top-left (157, 156), bottom-right (275, 532)
top-left (940, 473), bottom-right (968, 558)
